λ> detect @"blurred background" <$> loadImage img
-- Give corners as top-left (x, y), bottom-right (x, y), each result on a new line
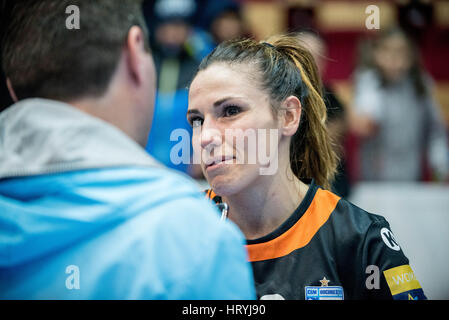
top-left (1, 0), bottom-right (448, 299)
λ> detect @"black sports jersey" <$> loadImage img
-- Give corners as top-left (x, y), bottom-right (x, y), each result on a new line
top-left (205, 180), bottom-right (427, 300)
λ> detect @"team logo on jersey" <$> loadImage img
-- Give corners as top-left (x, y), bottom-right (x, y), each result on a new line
top-left (383, 265), bottom-right (426, 300)
top-left (305, 277), bottom-right (344, 300)
top-left (380, 227), bottom-right (401, 251)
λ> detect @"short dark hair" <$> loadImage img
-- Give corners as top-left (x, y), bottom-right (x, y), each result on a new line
top-left (1, 0), bottom-right (149, 101)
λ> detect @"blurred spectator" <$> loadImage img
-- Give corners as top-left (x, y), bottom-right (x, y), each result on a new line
top-left (297, 30), bottom-right (351, 198)
top-left (143, 0), bottom-right (199, 175)
top-left (398, 0), bottom-right (433, 44)
top-left (185, 0), bottom-right (247, 62)
top-left (199, 0), bottom-right (246, 45)
top-left (351, 27), bottom-right (449, 182)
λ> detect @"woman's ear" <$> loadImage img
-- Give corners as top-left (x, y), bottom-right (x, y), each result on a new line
top-left (280, 95), bottom-right (301, 137)
top-left (6, 78), bottom-right (18, 102)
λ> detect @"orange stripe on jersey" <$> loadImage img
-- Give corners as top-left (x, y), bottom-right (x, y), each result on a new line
top-left (246, 189), bottom-right (340, 262)
top-left (206, 189), bottom-right (216, 199)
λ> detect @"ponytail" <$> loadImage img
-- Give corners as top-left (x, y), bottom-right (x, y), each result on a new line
top-left (267, 34), bottom-right (338, 189)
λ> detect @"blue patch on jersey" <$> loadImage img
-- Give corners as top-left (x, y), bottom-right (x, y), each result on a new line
top-left (392, 288), bottom-right (427, 300)
top-left (305, 286), bottom-right (344, 300)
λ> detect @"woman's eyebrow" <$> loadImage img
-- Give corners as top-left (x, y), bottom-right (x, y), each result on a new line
top-left (186, 109), bottom-right (200, 116)
top-left (187, 97), bottom-right (242, 116)
top-left (213, 97), bottom-right (234, 107)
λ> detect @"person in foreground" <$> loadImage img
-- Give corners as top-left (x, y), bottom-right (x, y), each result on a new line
top-left (187, 34), bottom-right (427, 300)
top-left (0, 0), bottom-right (255, 299)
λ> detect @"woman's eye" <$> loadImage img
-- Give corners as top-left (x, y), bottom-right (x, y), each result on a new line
top-left (223, 105), bottom-right (241, 117)
top-left (189, 117), bottom-right (203, 128)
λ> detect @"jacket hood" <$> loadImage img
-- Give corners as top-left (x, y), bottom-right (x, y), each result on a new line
top-left (0, 98), bottom-right (159, 179)
top-left (0, 99), bottom-right (168, 267)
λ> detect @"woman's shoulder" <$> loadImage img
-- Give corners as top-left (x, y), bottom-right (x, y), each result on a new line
top-left (326, 194), bottom-right (390, 237)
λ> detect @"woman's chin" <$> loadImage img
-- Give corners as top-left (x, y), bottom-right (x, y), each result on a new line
top-left (205, 164), bottom-right (260, 197)
top-left (208, 174), bottom-right (244, 197)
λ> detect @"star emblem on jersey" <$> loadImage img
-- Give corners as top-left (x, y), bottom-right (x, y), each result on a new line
top-left (305, 277), bottom-right (344, 300)
top-left (319, 277), bottom-right (330, 287)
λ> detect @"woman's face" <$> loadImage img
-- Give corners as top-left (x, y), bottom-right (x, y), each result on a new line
top-left (187, 63), bottom-right (283, 196)
top-left (373, 34), bottom-right (413, 83)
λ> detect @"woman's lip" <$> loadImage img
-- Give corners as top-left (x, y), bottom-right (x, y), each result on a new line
top-left (205, 157), bottom-right (236, 171)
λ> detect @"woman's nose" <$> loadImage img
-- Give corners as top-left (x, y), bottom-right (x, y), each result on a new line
top-left (199, 118), bottom-right (222, 150)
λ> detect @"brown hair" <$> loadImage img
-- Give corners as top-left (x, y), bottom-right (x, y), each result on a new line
top-left (197, 33), bottom-right (338, 189)
top-left (1, 0), bottom-right (149, 101)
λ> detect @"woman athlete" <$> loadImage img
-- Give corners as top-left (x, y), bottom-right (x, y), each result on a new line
top-left (186, 34), bottom-right (426, 300)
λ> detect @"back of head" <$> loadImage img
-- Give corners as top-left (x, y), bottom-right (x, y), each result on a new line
top-left (1, 0), bottom-right (149, 101)
top-left (197, 33), bottom-right (337, 189)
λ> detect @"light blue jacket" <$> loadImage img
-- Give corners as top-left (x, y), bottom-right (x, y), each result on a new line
top-left (0, 99), bottom-right (256, 300)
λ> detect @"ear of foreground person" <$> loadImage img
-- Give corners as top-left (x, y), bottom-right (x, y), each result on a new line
top-left (0, 99), bottom-right (256, 300)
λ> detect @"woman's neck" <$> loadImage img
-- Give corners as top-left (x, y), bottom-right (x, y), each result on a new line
top-left (223, 167), bottom-right (309, 240)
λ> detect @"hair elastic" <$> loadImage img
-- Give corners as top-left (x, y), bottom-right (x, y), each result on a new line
top-left (261, 42), bottom-right (275, 49)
